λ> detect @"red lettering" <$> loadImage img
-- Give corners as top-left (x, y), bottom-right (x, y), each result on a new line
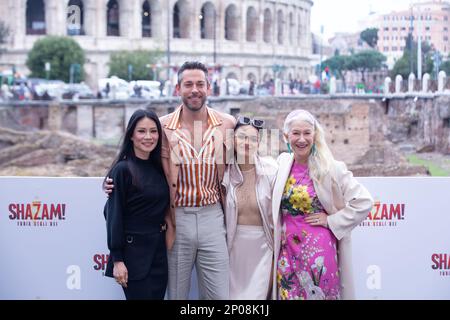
top-left (380, 204), bottom-right (389, 220)
top-left (390, 204), bottom-right (402, 220)
top-left (432, 254), bottom-right (450, 270)
top-left (33, 202), bottom-right (41, 220)
top-left (17, 204), bottom-right (24, 219)
top-left (50, 204), bottom-right (62, 220)
top-left (8, 204), bottom-right (17, 219)
top-left (42, 204), bottom-right (50, 220)
top-left (25, 204), bottom-right (33, 220)
top-left (371, 202), bottom-right (380, 220)
top-left (93, 254), bottom-right (109, 271)
top-left (431, 254), bottom-right (440, 270)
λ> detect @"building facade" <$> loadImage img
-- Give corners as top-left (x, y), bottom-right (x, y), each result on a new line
top-left (376, 0), bottom-right (450, 68)
top-left (328, 32), bottom-right (372, 56)
top-left (0, 0), bottom-right (314, 89)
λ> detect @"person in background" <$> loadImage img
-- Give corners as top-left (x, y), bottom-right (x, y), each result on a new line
top-left (104, 109), bottom-right (169, 300)
top-left (272, 109), bottom-right (373, 300)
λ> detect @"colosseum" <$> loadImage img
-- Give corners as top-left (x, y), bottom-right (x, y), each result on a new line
top-left (0, 0), bottom-right (313, 88)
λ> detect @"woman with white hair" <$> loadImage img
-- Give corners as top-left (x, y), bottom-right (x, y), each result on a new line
top-left (272, 109), bottom-right (373, 300)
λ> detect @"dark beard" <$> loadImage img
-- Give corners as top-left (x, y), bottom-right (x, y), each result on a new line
top-left (182, 95), bottom-right (207, 112)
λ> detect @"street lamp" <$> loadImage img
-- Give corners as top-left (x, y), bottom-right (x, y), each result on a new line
top-left (213, 9), bottom-right (217, 66)
top-left (127, 64), bottom-right (133, 82)
top-left (319, 25), bottom-right (324, 79)
top-left (417, 6), bottom-right (423, 80)
top-left (167, 1), bottom-right (171, 81)
top-left (45, 62), bottom-right (51, 80)
top-left (146, 63), bottom-right (152, 79)
top-left (409, 5), bottom-right (414, 75)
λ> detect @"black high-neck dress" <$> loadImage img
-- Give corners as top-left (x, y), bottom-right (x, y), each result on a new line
top-left (104, 155), bottom-right (169, 300)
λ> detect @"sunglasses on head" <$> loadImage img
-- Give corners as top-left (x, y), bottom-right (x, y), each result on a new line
top-left (237, 116), bottom-right (265, 129)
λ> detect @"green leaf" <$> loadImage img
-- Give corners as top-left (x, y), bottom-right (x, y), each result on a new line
top-left (26, 36), bottom-right (85, 82)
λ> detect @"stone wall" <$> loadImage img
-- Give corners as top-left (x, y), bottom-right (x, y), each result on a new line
top-left (1, 95), bottom-right (449, 170)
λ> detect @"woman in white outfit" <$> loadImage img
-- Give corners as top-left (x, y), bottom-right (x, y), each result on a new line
top-left (222, 116), bottom-right (278, 300)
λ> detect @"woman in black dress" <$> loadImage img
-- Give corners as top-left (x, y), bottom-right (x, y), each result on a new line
top-left (104, 109), bottom-right (169, 300)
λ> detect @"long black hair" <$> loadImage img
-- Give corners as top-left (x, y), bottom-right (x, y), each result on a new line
top-left (104, 109), bottom-right (163, 186)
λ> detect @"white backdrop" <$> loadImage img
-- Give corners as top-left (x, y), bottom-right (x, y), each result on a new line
top-left (0, 177), bottom-right (449, 299)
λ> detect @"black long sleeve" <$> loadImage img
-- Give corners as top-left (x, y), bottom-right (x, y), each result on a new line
top-left (106, 161), bottom-right (130, 262)
top-left (105, 157), bottom-right (169, 263)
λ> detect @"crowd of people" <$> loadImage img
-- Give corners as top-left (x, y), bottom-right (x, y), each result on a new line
top-left (102, 60), bottom-right (374, 300)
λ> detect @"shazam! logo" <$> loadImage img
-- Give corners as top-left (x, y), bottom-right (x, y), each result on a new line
top-left (431, 254), bottom-right (450, 277)
top-left (8, 201), bottom-right (67, 227)
top-left (359, 200), bottom-right (405, 227)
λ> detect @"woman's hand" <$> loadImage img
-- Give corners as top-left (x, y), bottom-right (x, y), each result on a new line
top-left (113, 261), bottom-right (128, 288)
top-left (103, 177), bottom-right (114, 196)
top-left (305, 212), bottom-right (328, 228)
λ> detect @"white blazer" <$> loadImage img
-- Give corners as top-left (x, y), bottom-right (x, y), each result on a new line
top-left (272, 153), bottom-right (373, 300)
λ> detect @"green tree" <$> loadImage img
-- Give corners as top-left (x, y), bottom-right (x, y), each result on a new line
top-left (349, 50), bottom-right (386, 84)
top-left (391, 34), bottom-right (434, 78)
top-left (441, 55), bottom-right (450, 75)
top-left (360, 28), bottom-right (379, 48)
top-left (26, 36), bottom-right (85, 82)
top-left (108, 50), bottom-right (163, 81)
top-left (322, 54), bottom-right (354, 91)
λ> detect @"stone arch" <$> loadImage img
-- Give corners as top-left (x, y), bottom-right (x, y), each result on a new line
top-left (277, 9), bottom-right (285, 45)
top-left (173, 0), bottom-right (190, 38)
top-left (142, 0), bottom-right (161, 38)
top-left (107, 0), bottom-right (120, 36)
top-left (26, 0), bottom-right (46, 35)
top-left (67, 0), bottom-right (84, 36)
top-left (200, 2), bottom-right (215, 39)
top-left (246, 6), bottom-right (258, 42)
top-left (289, 12), bottom-right (294, 45)
top-left (225, 4), bottom-right (239, 41)
top-left (263, 8), bottom-right (272, 43)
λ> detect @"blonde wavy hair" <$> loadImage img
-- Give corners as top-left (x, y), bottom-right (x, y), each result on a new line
top-left (283, 109), bottom-right (335, 182)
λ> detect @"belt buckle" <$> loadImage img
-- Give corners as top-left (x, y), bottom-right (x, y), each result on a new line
top-left (160, 223), bottom-right (167, 232)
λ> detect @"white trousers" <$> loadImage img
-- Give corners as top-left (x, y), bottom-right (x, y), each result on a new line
top-left (167, 203), bottom-right (229, 300)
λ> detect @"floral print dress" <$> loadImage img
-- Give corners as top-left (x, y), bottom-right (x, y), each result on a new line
top-left (277, 162), bottom-right (341, 300)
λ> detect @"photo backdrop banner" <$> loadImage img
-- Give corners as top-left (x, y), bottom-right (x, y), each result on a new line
top-left (0, 177), bottom-right (449, 299)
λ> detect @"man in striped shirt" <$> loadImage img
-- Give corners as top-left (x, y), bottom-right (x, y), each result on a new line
top-left (160, 61), bottom-right (236, 299)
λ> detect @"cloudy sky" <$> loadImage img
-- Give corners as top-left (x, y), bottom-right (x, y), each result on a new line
top-left (311, 0), bottom-right (419, 40)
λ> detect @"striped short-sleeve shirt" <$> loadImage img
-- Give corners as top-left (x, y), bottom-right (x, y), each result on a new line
top-left (166, 107), bottom-right (221, 207)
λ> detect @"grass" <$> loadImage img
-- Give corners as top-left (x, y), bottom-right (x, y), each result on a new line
top-left (406, 155), bottom-right (450, 176)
